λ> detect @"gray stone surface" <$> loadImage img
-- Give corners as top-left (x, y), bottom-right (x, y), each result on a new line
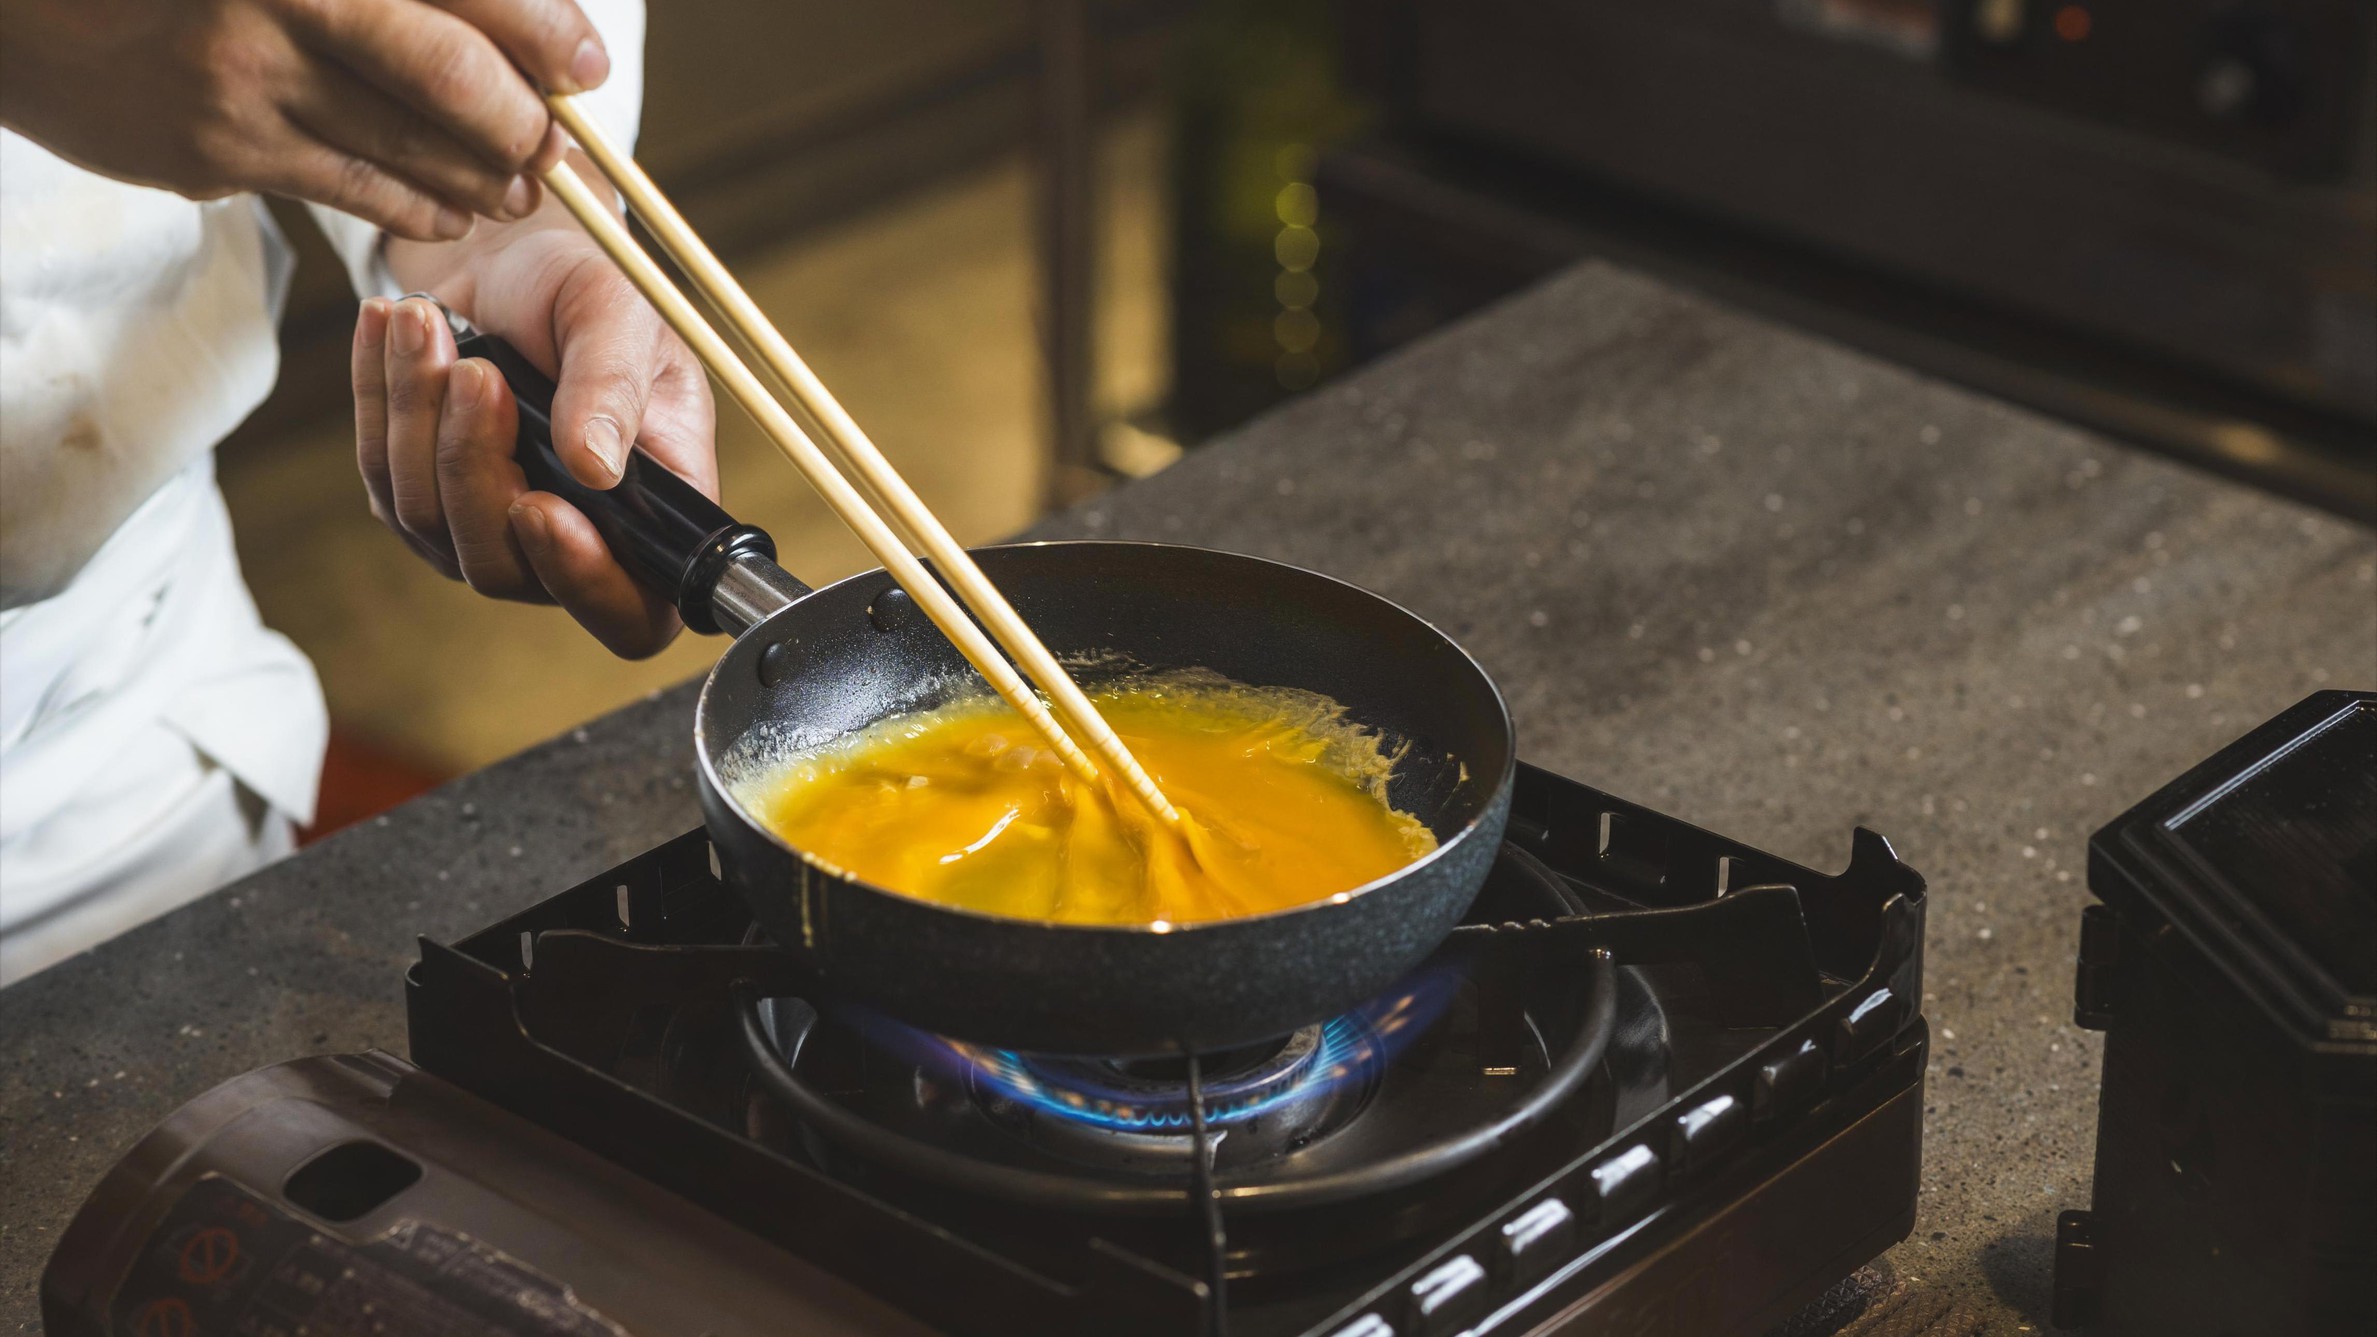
top-left (4, 261), bottom-right (2371, 1332)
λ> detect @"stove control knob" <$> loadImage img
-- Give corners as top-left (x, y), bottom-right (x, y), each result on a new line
top-left (1406, 1253), bottom-right (1490, 1336)
top-left (1833, 987), bottom-right (1901, 1064)
top-left (1588, 1142), bottom-right (1663, 1223)
top-left (1497, 1196), bottom-right (1576, 1288)
top-left (1753, 1039), bottom-right (1827, 1124)
top-left (1671, 1092), bottom-right (1748, 1173)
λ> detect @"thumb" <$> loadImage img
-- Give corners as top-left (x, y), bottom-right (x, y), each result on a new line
top-left (546, 270), bottom-right (665, 489)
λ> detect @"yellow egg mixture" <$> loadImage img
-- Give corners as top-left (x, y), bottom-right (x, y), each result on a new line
top-left (734, 675), bottom-right (1437, 925)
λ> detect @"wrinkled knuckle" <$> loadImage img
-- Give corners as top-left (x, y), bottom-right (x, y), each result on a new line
top-left (185, 26), bottom-right (253, 107)
top-left (381, 372), bottom-right (426, 416)
top-left (556, 251), bottom-right (646, 321)
top-left (592, 351), bottom-right (651, 407)
top-left (435, 440), bottom-right (501, 494)
top-left (423, 46), bottom-right (537, 163)
top-left (365, 114), bottom-right (428, 176)
top-left (457, 552), bottom-right (525, 599)
top-left (179, 99), bottom-right (273, 193)
top-left (418, 40), bottom-right (487, 114)
top-left (393, 496), bottom-right (443, 540)
top-left (505, 1), bottom-right (586, 77)
top-left (330, 152), bottom-right (385, 212)
top-left (431, 429), bottom-right (469, 475)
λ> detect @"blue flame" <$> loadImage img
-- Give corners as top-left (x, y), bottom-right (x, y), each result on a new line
top-left (840, 968), bottom-right (1461, 1133)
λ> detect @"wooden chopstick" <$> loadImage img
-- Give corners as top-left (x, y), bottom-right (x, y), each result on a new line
top-left (534, 149), bottom-right (1182, 827)
top-left (545, 97), bottom-right (1184, 830)
top-left (536, 161), bottom-right (1112, 793)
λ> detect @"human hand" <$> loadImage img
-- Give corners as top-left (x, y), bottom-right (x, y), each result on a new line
top-left (0, 0), bottom-right (608, 241)
top-left (351, 234), bottom-right (717, 657)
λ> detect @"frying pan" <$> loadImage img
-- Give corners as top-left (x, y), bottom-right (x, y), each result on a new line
top-left (470, 334), bottom-right (1514, 1055)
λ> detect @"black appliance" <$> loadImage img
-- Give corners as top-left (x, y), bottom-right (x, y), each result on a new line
top-left (43, 763), bottom-right (1929, 1336)
top-left (2055, 690), bottom-right (2377, 1335)
top-left (1312, 0), bottom-right (2377, 517)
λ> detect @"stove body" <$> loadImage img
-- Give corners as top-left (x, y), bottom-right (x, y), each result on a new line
top-left (44, 763), bottom-right (1927, 1337)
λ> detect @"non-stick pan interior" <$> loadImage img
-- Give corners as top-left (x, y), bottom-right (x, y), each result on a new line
top-left (701, 543), bottom-right (1511, 840)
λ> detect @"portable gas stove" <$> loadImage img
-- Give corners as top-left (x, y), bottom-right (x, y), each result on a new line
top-left (43, 763), bottom-right (1926, 1337)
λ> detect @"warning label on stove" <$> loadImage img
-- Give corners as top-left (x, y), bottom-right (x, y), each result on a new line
top-left (113, 1177), bottom-right (634, 1337)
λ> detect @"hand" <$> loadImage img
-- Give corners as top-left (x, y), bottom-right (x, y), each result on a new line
top-left (0, 0), bottom-right (609, 241)
top-left (352, 230), bottom-right (718, 658)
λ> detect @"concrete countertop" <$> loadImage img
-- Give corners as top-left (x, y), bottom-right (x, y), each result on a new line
top-left (4, 261), bottom-right (2371, 1333)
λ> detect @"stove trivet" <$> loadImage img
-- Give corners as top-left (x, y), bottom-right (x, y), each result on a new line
top-left (736, 949), bottom-right (1616, 1215)
top-left (404, 761), bottom-right (1929, 1337)
top-left (732, 842), bottom-right (1614, 1221)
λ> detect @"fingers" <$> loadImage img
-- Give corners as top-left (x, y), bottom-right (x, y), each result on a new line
top-left (546, 255), bottom-right (667, 488)
top-left (297, 0), bottom-right (555, 177)
top-left (354, 298), bottom-right (460, 576)
top-left (285, 68), bottom-right (539, 225)
top-left (382, 297), bottom-right (462, 571)
top-left (624, 341), bottom-right (721, 501)
top-left (278, 136), bottom-right (477, 242)
top-left (429, 0), bottom-right (610, 96)
top-left (449, 356), bottom-right (688, 654)
top-left (353, 299), bottom-right (684, 657)
top-left (435, 359), bottom-right (548, 599)
top-left (510, 493), bottom-right (684, 658)
top-left (353, 297), bottom-right (397, 524)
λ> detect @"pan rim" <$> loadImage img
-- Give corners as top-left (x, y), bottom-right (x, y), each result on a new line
top-left (691, 539), bottom-right (1517, 938)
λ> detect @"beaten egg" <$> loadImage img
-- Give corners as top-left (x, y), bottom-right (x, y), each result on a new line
top-left (733, 674), bottom-right (1437, 925)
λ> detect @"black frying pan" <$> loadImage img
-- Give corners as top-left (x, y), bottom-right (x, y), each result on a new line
top-left (470, 335), bottom-right (1514, 1055)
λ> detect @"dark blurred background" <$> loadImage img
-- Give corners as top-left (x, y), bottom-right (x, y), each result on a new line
top-left (219, 0), bottom-right (2375, 831)
top-left (1179, 0), bottom-right (2374, 510)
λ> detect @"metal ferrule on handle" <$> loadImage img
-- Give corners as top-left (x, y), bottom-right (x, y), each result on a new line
top-left (710, 552), bottom-right (809, 636)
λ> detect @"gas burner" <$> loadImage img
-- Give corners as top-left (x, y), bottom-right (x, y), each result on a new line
top-left (966, 1023), bottom-right (1363, 1173)
top-left (862, 968), bottom-right (1463, 1175)
top-left (995, 1026), bottom-right (1337, 1132)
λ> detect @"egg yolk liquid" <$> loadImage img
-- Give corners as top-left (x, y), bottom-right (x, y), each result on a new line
top-left (735, 679), bottom-right (1437, 925)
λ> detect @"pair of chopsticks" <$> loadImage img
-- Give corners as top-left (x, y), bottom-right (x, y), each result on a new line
top-left (534, 96), bottom-right (1183, 829)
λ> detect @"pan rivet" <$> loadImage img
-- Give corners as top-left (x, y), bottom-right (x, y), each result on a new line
top-left (868, 586), bottom-right (915, 632)
top-left (758, 639), bottom-right (802, 687)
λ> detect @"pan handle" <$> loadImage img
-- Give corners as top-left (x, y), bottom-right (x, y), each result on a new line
top-left (460, 332), bottom-right (810, 635)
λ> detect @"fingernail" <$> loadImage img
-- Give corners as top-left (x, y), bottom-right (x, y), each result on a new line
top-left (434, 206), bottom-right (474, 240)
top-left (451, 359), bottom-right (485, 411)
top-left (511, 502), bottom-right (550, 548)
top-left (569, 38), bottom-right (611, 92)
top-left (501, 175), bottom-right (538, 219)
top-left (390, 301), bottom-right (427, 357)
top-left (585, 416), bottom-right (626, 482)
top-left (357, 298), bottom-right (389, 349)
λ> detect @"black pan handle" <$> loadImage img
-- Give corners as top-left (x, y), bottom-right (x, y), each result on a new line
top-left (460, 332), bottom-right (808, 634)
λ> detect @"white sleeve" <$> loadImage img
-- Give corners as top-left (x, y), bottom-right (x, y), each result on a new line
top-left (305, 0), bottom-right (648, 299)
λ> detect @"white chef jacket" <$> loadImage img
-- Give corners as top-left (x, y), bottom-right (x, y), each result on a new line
top-left (0, 1), bottom-right (646, 984)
